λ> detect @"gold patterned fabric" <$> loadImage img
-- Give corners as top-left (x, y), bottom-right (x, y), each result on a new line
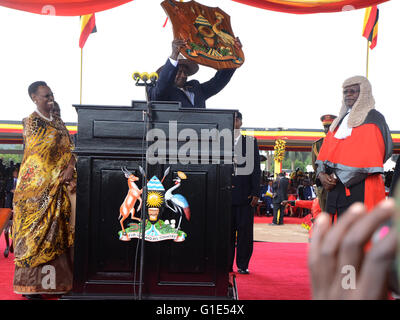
top-left (13, 112), bottom-right (75, 269)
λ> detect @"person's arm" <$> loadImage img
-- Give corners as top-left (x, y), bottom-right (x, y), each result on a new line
top-left (199, 37), bottom-right (242, 100)
top-left (170, 39), bottom-right (186, 61)
top-left (60, 121), bottom-right (77, 186)
top-left (249, 137), bottom-right (261, 207)
top-left (147, 59), bottom-right (178, 101)
top-left (147, 39), bottom-right (186, 100)
top-left (318, 172), bottom-right (337, 191)
top-left (281, 200), bottom-right (295, 207)
top-left (59, 156), bottom-right (76, 185)
top-left (309, 200), bottom-right (397, 300)
top-left (315, 135), bottom-right (334, 190)
top-left (199, 68), bottom-right (235, 101)
top-left (282, 199), bottom-right (313, 210)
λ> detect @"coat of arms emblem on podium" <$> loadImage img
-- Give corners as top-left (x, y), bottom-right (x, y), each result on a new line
top-left (118, 167), bottom-right (191, 242)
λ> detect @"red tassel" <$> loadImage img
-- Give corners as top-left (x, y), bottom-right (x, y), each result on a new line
top-left (345, 187), bottom-right (351, 197)
top-left (163, 17), bottom-right (168, 28)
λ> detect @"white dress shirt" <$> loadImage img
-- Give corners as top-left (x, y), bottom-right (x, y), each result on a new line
top-left (169, 58), bottom-right (195, 105)
top-left (334, 112), bottom-right (352, 139)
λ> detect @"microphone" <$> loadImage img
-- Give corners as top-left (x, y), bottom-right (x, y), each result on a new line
top-left (132, 71), bottom-right (157, 87)
top-left (132, 71), bottom-right (141, 81)
top-left (140, 72), bottom-right (149, 83)
top-left (149, 72), bottom-right (159, 84)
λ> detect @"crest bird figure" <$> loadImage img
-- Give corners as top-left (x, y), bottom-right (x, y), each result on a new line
top-left (164, 172), bottom-right (191, 230)
top-left (212, 12), bottom-right (235, 46)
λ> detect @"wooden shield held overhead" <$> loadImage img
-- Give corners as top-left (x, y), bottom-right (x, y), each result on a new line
top-left (161, 0), bottom-right (245, 70)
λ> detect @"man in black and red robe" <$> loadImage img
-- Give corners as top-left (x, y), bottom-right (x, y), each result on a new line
top-left (315, 76), bottom-right (392, 219)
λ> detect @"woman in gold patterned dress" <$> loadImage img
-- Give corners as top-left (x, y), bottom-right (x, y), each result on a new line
top-left (12, 81), bottom-right (76, 299)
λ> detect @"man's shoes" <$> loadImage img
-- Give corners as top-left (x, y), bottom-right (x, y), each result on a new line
top-left (268, 223), bottom-right (278, 226)
top-left (237, 268), bottom-right (249, 275)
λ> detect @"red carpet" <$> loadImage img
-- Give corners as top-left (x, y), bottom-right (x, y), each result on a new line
top-left (0, 237), bottom-right (23, 300)
top-left (234, 242), bottom-right (311, 300)
top-left (0, 235), bottom-right (311, 300)
top-left (254, 216), bottom-right (304, 224)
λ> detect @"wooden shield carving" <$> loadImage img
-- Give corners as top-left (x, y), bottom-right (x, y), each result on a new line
top-left (161, 0), bottom-right (245, 70)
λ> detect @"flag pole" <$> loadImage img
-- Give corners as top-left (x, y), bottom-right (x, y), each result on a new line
top-left (80, 48), bottom-right (83, 104)
top-left (366, 40), bottom-right (370, 79)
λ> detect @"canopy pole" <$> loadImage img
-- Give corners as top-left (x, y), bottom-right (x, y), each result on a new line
top-left (366, 40), bottom-right (370, 79)
top-left (80, 48), bottom-right (83, 104)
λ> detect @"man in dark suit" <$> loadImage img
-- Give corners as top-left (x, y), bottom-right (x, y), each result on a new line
top-left (389, 155), bottom-right (400, 197)
top-left (4, 167), bottom-right (17, 257)
top-left (148, 39), bottom-right (240, 108)
top-left (5, 168), bottom-right (18, 209)
top-left (229, 111), bottom-right (261, 275)
top-left (272, 172), bottom-right (289, 225)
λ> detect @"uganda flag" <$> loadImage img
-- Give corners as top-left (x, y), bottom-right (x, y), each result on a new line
top-left (362, 6), bottom-right (379, 50)
top-left (79, 14), bottom-right (97, 49)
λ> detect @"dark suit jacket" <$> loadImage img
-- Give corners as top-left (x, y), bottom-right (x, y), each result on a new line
top-left (272, 176), bottom-right (289, 204)
top-left (390, 155), bottom-right (400, 197)
top-left (231, 136), bottom-right (261, 206)
top-left (5, 177), bottom-right (17, 209)
top-left (147, 59), bottom-right (235, 108)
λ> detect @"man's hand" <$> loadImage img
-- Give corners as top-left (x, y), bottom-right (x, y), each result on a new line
top-left (67, 179), bottom-right (77, 194)
top-left (308, 200), bottom-right (398, 300)
top-left (171, 39), bottom-right (188, 60)
top-left (319, 172), bottom-right (337, 191)
top-left (60, 165), bottom-right (75, 185)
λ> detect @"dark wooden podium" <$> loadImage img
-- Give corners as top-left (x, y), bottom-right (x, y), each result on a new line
top-left (64, 102), bottom-right (237, 299)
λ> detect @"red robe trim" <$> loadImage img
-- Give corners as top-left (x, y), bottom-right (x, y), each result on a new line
top-left (364, 173), bottom-right (385, 211)
top-left (317, 123), bottom-right (385, 170)
top-left (317, 122), bottom-right (386, 213)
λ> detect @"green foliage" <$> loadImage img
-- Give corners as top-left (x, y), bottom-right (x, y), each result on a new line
top-left (0, 144), bottom-right (23, 165)
top-left (281, 151), bottom-right (312, 173)
top-left (0, 154), bottom-right (23, 165)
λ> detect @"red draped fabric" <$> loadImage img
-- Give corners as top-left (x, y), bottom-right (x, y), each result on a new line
top-left (232, 0), bottom-right (389, 14)
top-left (0, 0), bottom-right (390, 16)
top-left (0, 0), bottom-right (133, 16)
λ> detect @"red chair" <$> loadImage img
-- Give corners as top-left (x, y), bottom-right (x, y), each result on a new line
top-left (285, 194), bottom-right (298, 216)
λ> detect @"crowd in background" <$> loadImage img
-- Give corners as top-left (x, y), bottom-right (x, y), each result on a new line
top-left (0, 159), bottom-right (20, 209)
top-left (259, 169), bottom-right (317, 218)
top-left (258, 166), bottom-right (397, 220)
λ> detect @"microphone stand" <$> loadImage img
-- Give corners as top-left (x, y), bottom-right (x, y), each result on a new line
top-left (134, 76), bottom-right (156, 300)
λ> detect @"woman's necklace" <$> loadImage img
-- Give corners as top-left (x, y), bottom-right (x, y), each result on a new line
top-left (35, 108), bottom-right (53, 122)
